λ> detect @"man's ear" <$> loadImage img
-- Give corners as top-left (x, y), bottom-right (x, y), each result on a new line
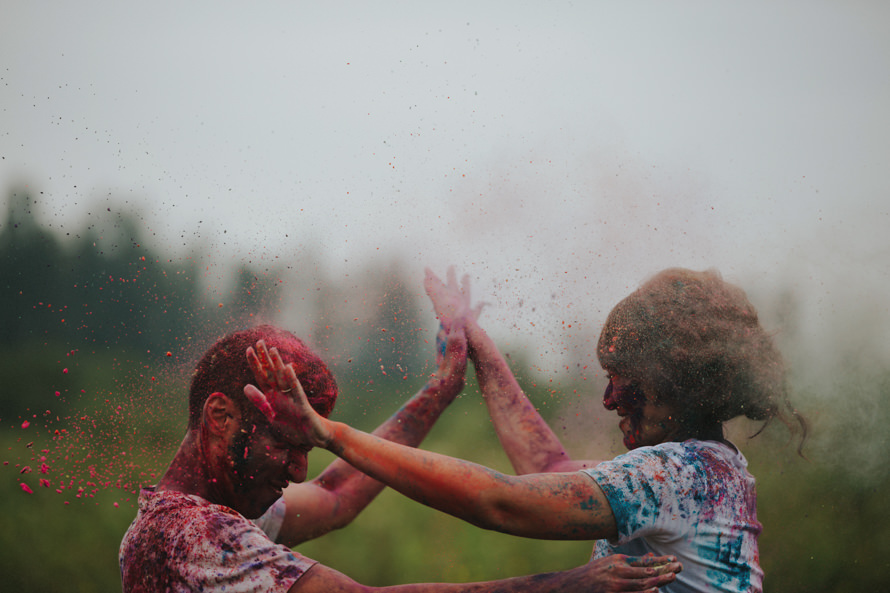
top-left (203, 392), bottom-right (239, 436)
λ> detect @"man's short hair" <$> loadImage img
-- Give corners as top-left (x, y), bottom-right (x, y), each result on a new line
top-left (188, 324), bottom-right (338, 429)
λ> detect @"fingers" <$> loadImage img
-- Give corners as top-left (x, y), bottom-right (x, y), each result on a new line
top-left (618, 554), bottom-right (681, 591)
top-left (254, 339), bottom-right (274, 373)
top-left (247, 340), bottom-right (304, 403)
top-left (628, 554), bottom-right (682, 578)
top-left (460, 273), bottom-right (471, 303)
top-left (446, 265), bottom-right (457, 290)
top-left (425, 266), bottom-right (482, 330)
top-left (423, 267), bottom-right (442, 297)
top-left (626, 554), bottom-right (679, 569)
top-left (244, 384), bottom-right (276, 421)
top-left (471, 301), bottom-right (486, 322)
top-left (267, 346), bottom-right (291, 391)
top-left (283, 361), bottom-right (309, 404)
top-left (247, 343), bottom-right (275, 393)
top-left (587, 554), bottom-right (680, 593)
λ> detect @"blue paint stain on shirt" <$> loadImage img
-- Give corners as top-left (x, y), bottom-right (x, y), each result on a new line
top-left (582, 440), bottom-right (763, 592)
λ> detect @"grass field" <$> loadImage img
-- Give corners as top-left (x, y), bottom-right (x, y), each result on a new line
top-left (3, 364), bottom-right (888, 592)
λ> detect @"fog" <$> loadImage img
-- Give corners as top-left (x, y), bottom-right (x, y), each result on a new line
top-left (3, 0), bottom-right (889, 376)
top-left (3, 6), bottom-right (890, 589)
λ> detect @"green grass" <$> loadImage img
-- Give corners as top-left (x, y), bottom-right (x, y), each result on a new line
top-left (3, 368), bottom-right (889, 591)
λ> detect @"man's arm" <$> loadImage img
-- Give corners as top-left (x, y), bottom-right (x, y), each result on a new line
top-left (273, 326), bottom-right (468, 547)
top-left (290, 554), bottom-right (679, 593)
top-left (424, 268), bottom-right (598, 474)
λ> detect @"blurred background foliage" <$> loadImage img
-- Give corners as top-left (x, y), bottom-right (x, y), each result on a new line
top-left (1, 186), bottom-right (888, 592)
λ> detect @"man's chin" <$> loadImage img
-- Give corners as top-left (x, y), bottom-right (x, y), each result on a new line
top-left (241, 502), bottom-right (274, 520)
top-left (238, 491), bottom-right (281, 520)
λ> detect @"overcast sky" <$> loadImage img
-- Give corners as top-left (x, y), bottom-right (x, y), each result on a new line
top-left (2, 0), bottom-right (889, 375)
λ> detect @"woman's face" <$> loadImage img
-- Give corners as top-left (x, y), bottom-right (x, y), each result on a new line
top-left (603, 373), bottom-right (679, 449)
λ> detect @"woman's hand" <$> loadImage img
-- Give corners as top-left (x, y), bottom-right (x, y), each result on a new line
top-left (244, 340), bottom-right (331, 449)
top-left (424, 266), bottom-right (484, 332)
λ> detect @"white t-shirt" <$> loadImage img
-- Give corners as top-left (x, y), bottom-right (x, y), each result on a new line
top-left (255, 495), bottom-right (287, 542)
top-left (583, 440), bottom-right (763, 593)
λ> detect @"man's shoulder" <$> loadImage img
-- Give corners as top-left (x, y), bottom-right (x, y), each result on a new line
top-left (121, 490), bottom-right (317, 593)
top-left (140, 487), bottom-right (225, 516)
top-left (126, 488), bottom-right (247, 543)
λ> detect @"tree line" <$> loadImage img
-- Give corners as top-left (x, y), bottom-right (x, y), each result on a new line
top-left (0, 185), bottom-right (430, 421)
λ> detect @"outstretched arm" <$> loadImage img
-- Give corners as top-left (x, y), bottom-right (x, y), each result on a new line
top-left (268, 325), bottom-right (468, 547)
top-left (425, 268), bottom-right (599, 474)
top-left (245, 341), bottom-right (618, 543)
top-left (291, 553), bottom-right (679, 593)
top-left (322, 415), bottom-right (615, 540)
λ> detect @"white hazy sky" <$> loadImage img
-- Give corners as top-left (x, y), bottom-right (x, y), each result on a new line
top-left (2, 0), bottom-right (889, 375)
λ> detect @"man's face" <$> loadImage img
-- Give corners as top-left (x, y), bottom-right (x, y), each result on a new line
top-left (603, 374), bottom-right (678, 450)
top-left (223, 416), bottom-right (310, 519)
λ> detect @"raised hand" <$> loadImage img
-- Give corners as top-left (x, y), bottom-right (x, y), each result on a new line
top-left (423, 266), bottom-right (483, 332)
top-left (244, 340), bottom-right (331, 449)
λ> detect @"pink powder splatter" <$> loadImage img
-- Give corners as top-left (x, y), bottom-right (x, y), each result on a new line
top-left (20, 483), bottom-right (33, 494)
top-left (21, 420), bottom-right (30, 429)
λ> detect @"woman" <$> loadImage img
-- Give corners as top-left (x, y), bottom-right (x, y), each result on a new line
top-left (247, 267), bottom-right (805, 592)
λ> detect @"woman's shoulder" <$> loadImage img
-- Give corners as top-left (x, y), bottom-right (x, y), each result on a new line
top-left (616, 439), bottom-right (747, 471)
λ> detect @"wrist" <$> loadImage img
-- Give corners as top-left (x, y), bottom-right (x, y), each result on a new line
top-left (318, 418), bottom-right (340, 451)
top-left (425, 374), bottom-right (465, 401)
top-left (465, 320), bottom-right (485, 357)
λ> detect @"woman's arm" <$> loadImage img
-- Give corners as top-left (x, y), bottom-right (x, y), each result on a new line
top-left (424, 267), bottom-right (599, 474)
top-left (272, 326), bottom-right (468, 546)
top-left (246, 341), bottom-right (619, 542)
top-left (466, 317), bottom-right (594, 473)
top-left (323, 418), bottom-right (617, 540)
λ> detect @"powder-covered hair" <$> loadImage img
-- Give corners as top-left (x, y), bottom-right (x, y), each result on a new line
top-left (188, 324), bottom-right (338, 429)
top-left (597, 268), bottom-right (806, 445)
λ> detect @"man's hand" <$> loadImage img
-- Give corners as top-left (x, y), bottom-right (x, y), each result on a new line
top-left (424, 266), bottom-right (483, 332)
top-left (244, 340), bottom-right (331, 449)
top-left (578, 554), bottom-right (681, 592)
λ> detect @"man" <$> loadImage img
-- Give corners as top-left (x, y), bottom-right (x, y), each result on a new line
top-left (120, 321), bottom-right (680, 592)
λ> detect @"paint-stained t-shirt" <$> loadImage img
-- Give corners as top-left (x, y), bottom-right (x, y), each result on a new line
top-left (582, 440), bottom-right (763, 593)
top-left (120, 487), bottom-right (316, 593)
